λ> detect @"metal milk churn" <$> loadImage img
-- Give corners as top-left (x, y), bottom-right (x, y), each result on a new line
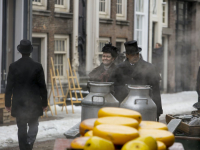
top-left (81, 82), bottom-right (119, 121)
top-left (120, 85), bottom-right (157, 121)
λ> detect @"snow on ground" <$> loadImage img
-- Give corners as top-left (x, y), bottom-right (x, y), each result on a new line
top-left (159, 91), bottom-right (197, 121)
top-left (0, 105), bottom-right (81, 148)
top-left (0, 91), bottom-right (198, 148)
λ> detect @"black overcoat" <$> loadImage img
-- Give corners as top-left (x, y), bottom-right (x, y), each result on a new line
top-left (5, 57), bottom-right (47, 118)
top-left (89, 63), bottom-right (117, 82)
top-left (115, 59), bottom-right (163, 116)
top-left (196, 66), bottom-right (200, 102)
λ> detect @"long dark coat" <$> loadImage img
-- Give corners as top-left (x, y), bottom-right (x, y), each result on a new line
top-left (115, 59), bottom-right (163, 116)
top-left (5, 57), bottom-right (47, 118)
top-left (196, 66), bottom-right (200, 102)
top-left (89, 63), bottom-right (117, 82)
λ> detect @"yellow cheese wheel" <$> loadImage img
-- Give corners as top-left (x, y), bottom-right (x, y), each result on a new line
top-left (139, 121), bottom-right (168, 130)
top-left (70, 137), bottom-right (90, 149)
top-left (84, 130), bottom-right (93, 137)
top-left (79, 118), bottom-right (97, 136)
top-left (93, 124), bottom-right (139, 145)
top-left (157, 141), bottom-right (166, 150)
top-left (139, 129), bottom-right (175, 147)
top-left (94, 116), bottom-right (139, 129)
top-left (98, 107), bottom-right (142, 123)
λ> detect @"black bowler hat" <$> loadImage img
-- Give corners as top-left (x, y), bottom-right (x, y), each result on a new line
top-left (124, 40), bottom-right (142, 55)
top-left (102, 42), bottom-right (119, 58)
top-left (17, 39), bottom-right (33, 54)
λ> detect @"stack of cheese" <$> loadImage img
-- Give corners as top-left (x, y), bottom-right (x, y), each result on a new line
top-left (71, 107), bottom-right (174, 150)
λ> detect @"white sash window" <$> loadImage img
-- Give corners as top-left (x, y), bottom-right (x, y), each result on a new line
top-left (32, 0), bottom-right (47, 10)
top-left (134, 0), bottom-right (149, 61)
top-left (54, 35), bottom-right (69, 79)
top-left (55, 0), bottom-right (70, 12)
top-left (162, 0), bottom-right (168, 27)
top-left (116, 0), bottom-right (127, 20)
top-left (99, 0), bottom-right (111, 19)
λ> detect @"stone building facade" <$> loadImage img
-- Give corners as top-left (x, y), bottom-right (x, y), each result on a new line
top-left (167, 0), bottom-right (200, 92)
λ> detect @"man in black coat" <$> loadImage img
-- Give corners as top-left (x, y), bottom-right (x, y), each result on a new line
top-left (5, 39), bottom-right (47, 150)
top-left (115, 40), bottom-right (163, 121)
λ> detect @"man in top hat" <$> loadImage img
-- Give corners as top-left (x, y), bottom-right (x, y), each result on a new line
top-left (115, 40), bottom-right (163, 121)
top-left (5, 39), bottom-right (47, 150)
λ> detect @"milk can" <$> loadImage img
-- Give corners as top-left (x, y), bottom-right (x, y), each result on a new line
top-left (120, 85), bottom-right (157, 121)
top-left (81, 82), bottom-right (119, 121)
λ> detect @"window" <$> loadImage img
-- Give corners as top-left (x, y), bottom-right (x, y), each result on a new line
top-left (134, 0), bottom-right (149, 61)
top-left (116, 38), bottom-right (126, 53)
top-left (136, 0), bottom-right (143, 13)
top-left (116, 0), bottom-right (127, 20)
top-left (162, 0), bottom-right (168, 27)
top-left (135, 0), bottom-right (144, 47)
top-left (54, 35), bottom-right (69, 79)
top-left (98, 38), bottom-right (110, 62)
top-left (135, 15), bottom-right (143, 46)
top-left (152, 0), bottom-right (157, 14)
top-left (99, 0), bottom-right (106, 12)
top-left (55, 0), bottom-right (70, 13)
top-left (55, 0), bottom-right (64, 5)
top-left (32, 0), bottom-right (41, 2)
top-left (32, 0), bottom-right (47, 10)
top-left (99, 0), bottom-right (111, 19)
top-left (117, 0), bottom-right (122, 14)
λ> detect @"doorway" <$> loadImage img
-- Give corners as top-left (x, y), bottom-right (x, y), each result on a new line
top-left (32, 38), bottom-right (41, 63)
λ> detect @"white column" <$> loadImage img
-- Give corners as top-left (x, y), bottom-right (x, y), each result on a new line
top-left (85, 0), bottom-right (99, 74)
top-left (72, 0), bottom-right (79, 71)
top-left (0, 0), bottom-right (3, 92)
top-left (14, 0), bottom-right (24, 61)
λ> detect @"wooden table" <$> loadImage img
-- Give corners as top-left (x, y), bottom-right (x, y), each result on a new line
top-left (53, 139), bottom-right (184, 150)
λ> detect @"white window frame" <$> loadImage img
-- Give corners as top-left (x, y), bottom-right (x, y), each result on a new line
top-left (99, 0), bottom-right (111, 19)
top-left (162, 0), bottom-right (168, 27)
top-left (116, 0), bottom-right (127, 20)
top-left (54, 35), bottom-right (69, 81)
top-left (55, 0), bottom-right (70, 13)
top-left (152, 0), bottom-right (157, 15)
top-left (116, 38), bottom-right (126, 53)
top-left (32, 0), bottom-right (47, 10)
top-left (32, 33), bottom-right (48, 82)
top-left (134, 0), bottom-right (149, 61)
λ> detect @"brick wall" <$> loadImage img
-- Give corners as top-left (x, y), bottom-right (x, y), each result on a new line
top-left (99, 0), bottom-right (134, 45)
top-left (167, 0), bottom-right (176, 92)
top-left (167, 0), bottom-right (199, 92)
top-left (32, 0), bottom-right (73, 83)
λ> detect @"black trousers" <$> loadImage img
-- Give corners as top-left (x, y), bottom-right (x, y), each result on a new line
top-left (16, 117), bottom-right (39, 150)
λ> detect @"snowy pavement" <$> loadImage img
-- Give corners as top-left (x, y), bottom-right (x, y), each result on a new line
top-left (0, 91), bottom-right (198, 148)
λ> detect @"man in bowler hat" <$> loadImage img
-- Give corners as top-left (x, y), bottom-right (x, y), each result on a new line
top-left (115, 40), bottom-right (163, 121)
top-left (5, 39), bottom-right (47, 150)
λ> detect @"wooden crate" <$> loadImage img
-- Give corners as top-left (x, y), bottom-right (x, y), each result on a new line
top-left (166, 114), bottom-right (200, 137)
top-left (0, 94), bottom-right (5, 109)
top-left (0, 108), bottom-right (11, 123)
top-left (0, 93), bottom-right (13, 124)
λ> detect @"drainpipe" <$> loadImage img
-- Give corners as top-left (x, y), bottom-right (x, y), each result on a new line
top-left (29, 0), bottom-right (32, 42)
top-left (23, 0), bottom-right (28, 39)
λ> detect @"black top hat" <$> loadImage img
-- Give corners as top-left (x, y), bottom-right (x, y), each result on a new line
top-left (17, 39), bottom-right (33, 54)
top-left (124, 40), bottom-right (142, 55)
top-left (102, 42), bottom-right (119, 58)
